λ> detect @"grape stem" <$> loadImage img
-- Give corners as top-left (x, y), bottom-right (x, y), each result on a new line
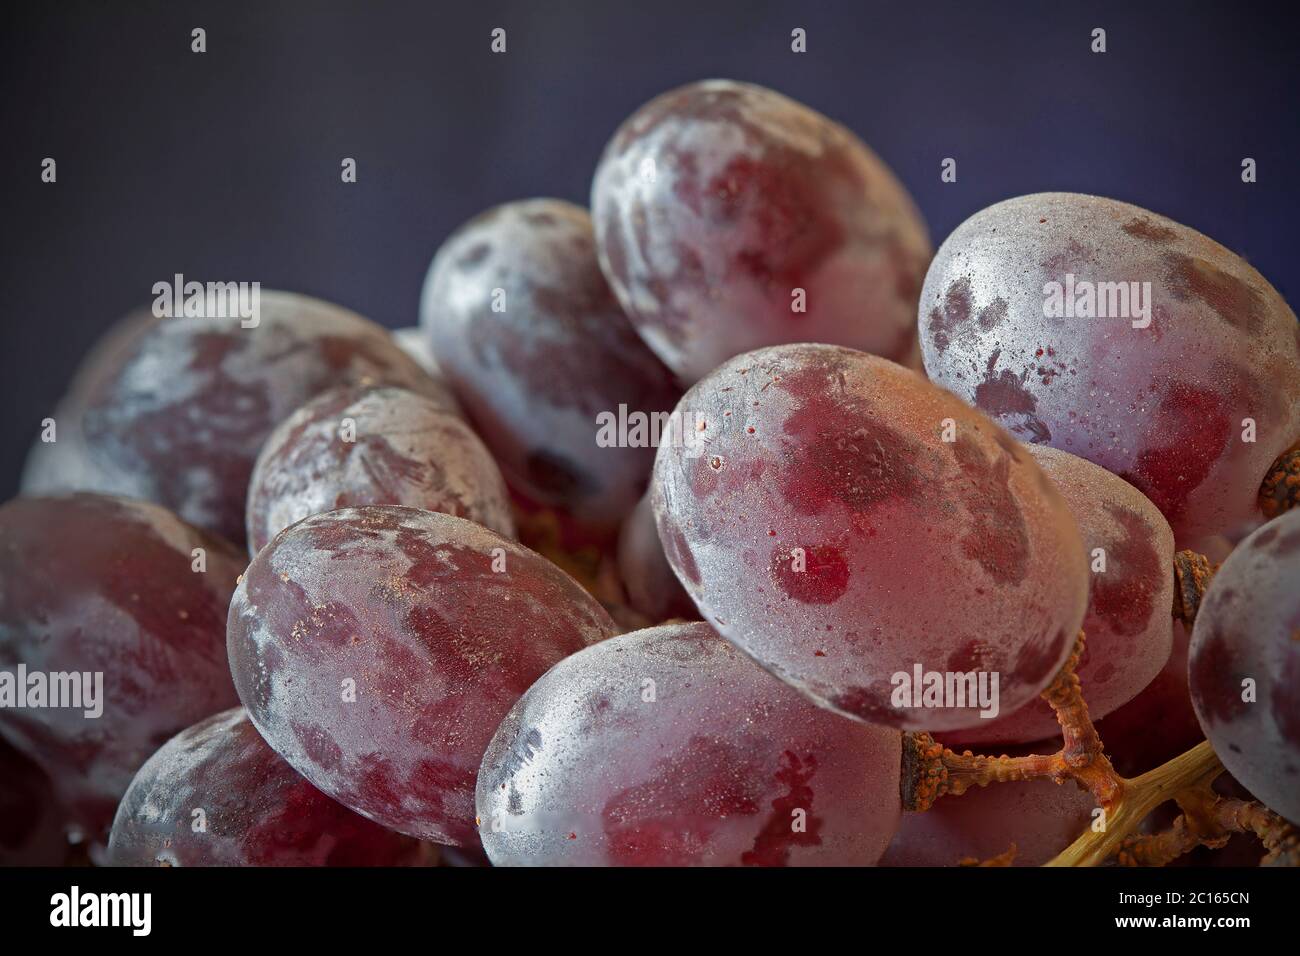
top-left (1046, 741), bottom-right (1222, 867)
top-left (1171, 550), bottom-right (1216, 627)
top-left (902, 632), bottom-right (1120, 813)
top-left (1116, 786), bottom-right (1300, 867)
top-left (1259, 442), bottom-right (1300, 519)
top-left (901, 631), bottom-right (1298, 866)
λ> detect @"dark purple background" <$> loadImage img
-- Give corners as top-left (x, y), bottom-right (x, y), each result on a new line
top-left (2, 0), bottom-right (1295, 498)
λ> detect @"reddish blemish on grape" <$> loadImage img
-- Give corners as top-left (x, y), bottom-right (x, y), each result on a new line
top-left (739, 751), bottom-right (823, 866)
top-left (291, 721), bottom-right (344, 772)
top-left (974, 353), bottom-right (1052, 443)
top-left (1089, 505), bottom-right (1160, 637)
top-left (776, 365), bottom-right (926, 516)
top-left (1188, 627), bottom-right (1251, 725)
top-left (244, 555), bottom-right (353, 659)
top-left (770, 545), bottom-right (850, 605)
top-left (952, 435), bottom-right (1029, 586)
top-left (946, 639), bottom-right (999, 674)
top-left (829, 686), bottom-right (906, 726)
top-left (1092, 660), bottom-right (1118, 684)
top-left (602, 736), bottom-right (763, 865)
top-left (978, 297), bottom-right (1009, 331)
top-left (927, 278), bottom-right (972, 353)
top-left (1123, 381), bottom-right (1230, 521)
top-left (698, 153), bottom-right (846, 297)
top-left (1121, 217), bottom-right (1177, 244)
top-left (1039, 239), bottom-right (1091, 278)
top-left (1163, 252), bottom-right (1265, 336)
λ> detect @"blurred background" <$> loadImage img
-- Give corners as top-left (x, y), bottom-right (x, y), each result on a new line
top-left (2, 0), bottom-right (1295, 498)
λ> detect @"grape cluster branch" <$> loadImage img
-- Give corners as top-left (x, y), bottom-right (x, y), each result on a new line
top-left (902, 631), bottom-right (1121, 813)
top-left (1117, 787), bottom-right (1300, 867)
top-left (897, 454), bottom-right (1300, 867)
top-left (901, 627), bottom-right (1298, 866)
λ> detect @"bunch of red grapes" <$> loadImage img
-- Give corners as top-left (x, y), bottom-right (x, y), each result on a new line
top-left (2, 80), bottom-right (1297, 868)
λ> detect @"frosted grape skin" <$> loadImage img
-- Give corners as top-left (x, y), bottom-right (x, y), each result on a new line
top-left (420, 199), bottom-right (680, 532)
top-left (652, 343), bottom-right (1089, 731)
top-left (226, 505), bottom-right (619, 846)
top-left (919, 192), bottom-right (1300, 550)
top-left (22, 292), bottom-right (457, 548)
top-left (0, 493), bottom-right (244, 857)
top-left (942, 444), bottom-right (1174, 747)
top-left (246, 385), bottom-right (515, 555)
top-left (1189, 510), bottom-right (1300, 824)
top-left (107, 708), bottom-right (429, 867)
top-left (477, 621), bottom-right (902, 866)
top-left (592, 79), bottom-right (931, 383)
top-left (881, 778), bottom-right (1096, 867)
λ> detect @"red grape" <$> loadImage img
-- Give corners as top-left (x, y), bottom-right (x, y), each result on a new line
top-left (652, 344), bottom-right (1088, 730)
top-left (22, 292), bottom-right (457, 548)
top-left (246, 384), bottom-right (515, 554)
top-left (616, 491), bottom-right (698, 622)
top-left (881, 779), bottom-right (1096, 867)
top-left (1189, 510), bottom-right (1300, 824)
top-left (226, 505), bottom-right (618, 845)
top-left (107, 708), bottom-right (430, 866)
top-left (943, 444), bottom-right (1174, 746)
top-left (420, 199), bottom-right (680, 532)
top-left (0, 493), bottom-right (243, 857)
top-left (477, 621), bottom-right (901, 866)
top-left (592, 79), bottom-right (931, 383)
top-left (919, 192), bottom-right (1300, 549)
top-left (1094, 621), bottom-right (1203, 778)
